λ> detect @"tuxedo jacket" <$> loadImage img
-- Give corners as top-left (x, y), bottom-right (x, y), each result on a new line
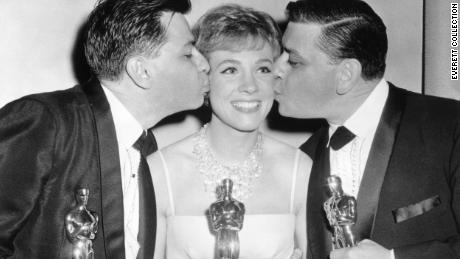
top-left (0, 79), bottom-right (142, 258)
top-left (302, 84), bottom-right (460, 259)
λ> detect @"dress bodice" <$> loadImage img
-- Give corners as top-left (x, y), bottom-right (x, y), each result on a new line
top-left (158, 150), bottom-right (301, 259)
top-left (166, 214), bottom-right (295, 259)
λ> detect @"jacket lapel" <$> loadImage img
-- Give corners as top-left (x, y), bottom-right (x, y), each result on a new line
top-left (354, 83), bottom-right (406, 240)
top-left (82, 78), bottom-right (125, 259)
top-left (305, 127), bottom-right (333, 259)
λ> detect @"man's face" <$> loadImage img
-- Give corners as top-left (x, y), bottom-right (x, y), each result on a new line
top-left (274, 22), bottom-right (340, 119)
top-left (148, 13), bottom-right (210, 113)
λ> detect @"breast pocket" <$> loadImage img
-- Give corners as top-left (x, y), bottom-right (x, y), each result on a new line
top-left (392, 195), bottom-right (441, 223)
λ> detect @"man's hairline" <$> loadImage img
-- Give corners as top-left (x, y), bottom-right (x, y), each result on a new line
top-left (283, 21), bottom-right (336, 63)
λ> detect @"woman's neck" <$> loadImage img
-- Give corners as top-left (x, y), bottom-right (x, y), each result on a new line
top-left (205, 120), bottom-right (261, 162)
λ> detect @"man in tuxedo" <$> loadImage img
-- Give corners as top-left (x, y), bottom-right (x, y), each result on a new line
top-left (0, 0), bottom-right (209, 258)
top-left (274, 0), bottom-right (460, 258)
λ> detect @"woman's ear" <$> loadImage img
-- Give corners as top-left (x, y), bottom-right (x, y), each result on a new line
top-left (336, 58), bottom-right (362, 95)
top-left (126, 56), bottom-right (153, 89)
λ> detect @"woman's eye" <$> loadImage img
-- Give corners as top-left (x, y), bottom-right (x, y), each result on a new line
top-left (221, 67), bottom-right (237, 74)
top-left (258, 66), bottom-right (272, 73)
top-left (184, 53), bottom-right (192, 59)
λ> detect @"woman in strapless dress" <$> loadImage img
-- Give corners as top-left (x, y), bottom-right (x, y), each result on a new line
top-left (148, 4), bottom-right (312, 259)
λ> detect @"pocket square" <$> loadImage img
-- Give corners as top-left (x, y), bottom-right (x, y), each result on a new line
top-left (392, 195), bottom-right (441, 223)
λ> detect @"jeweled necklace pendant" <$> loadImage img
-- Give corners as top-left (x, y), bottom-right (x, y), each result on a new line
top-left (193, 124), bottom-right (263, 201)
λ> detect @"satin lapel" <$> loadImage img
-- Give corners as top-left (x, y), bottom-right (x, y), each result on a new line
top-left (307, 127), bottom-right (332, 259)
top-left (354, 84), bottom-right (406, 241)
top-left (82, 79), bottom-right (125, 259)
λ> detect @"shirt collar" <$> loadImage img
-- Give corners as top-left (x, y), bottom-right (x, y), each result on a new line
top-left (101, 85), bottom-right (144, 148)
top-left (329, 78), bottom-right (389, 141)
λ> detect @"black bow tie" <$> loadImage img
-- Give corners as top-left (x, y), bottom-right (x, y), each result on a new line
top-left (329, 126), bottom-right (356, 150)
top-left (133, 130), bottom-right (157, 157)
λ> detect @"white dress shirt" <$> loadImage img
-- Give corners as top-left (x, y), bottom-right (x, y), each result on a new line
top-left (328, 79), bottom-right (389, 197)
top-left (328, 79), bottom-right (394, 258)
top-left (102, 86), bottom-right (144, 259)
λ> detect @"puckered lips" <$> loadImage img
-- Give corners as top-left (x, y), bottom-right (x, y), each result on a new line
top-left (201, 79), bottom-right (210, 93)
top-left (231, 100), bottom-right (262, 113)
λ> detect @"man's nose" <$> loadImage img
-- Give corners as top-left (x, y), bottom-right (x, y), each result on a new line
top-left (273, 51), bottom-right (289, 80)
top-left (194, 48), bottom-right (210, 73)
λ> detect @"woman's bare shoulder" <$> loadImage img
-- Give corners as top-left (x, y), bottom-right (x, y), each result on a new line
top-left (159, 133), bottom-right (198, 159)
top-left (263, 134), bottom-right (312, 177)
top-left (148, 132), bottom-right (198, 175)
top-left (264, 134), bottom-right (311, 158)
top-left (263, 134), bottom-right (299, 160)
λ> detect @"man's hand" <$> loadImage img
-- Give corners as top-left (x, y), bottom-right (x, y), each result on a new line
top-left (330, 239), bottom-right (392, 259)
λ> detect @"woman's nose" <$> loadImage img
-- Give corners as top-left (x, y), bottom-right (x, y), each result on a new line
top-left (238, 73), bottom-right (258, 94)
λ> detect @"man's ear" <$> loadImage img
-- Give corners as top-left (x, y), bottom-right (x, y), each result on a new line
top-left (126, 56), bottom-right (153, 89)
top-left (336, 58), bottom-right (362, 95)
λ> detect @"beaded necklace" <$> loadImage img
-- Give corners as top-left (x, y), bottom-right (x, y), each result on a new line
top-left (192, 124), bottom-right (263, 201)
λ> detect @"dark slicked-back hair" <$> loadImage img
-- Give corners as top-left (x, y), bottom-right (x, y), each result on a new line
top-left (85, 0), bottom-right (191, 81)
top-left (193, 4), bottom-right (281, 58)
top-left (286, 0), bottom-right (387, 80)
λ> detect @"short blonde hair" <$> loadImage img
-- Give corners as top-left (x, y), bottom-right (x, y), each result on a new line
top-left (193, 4), bottom-right (281, 58)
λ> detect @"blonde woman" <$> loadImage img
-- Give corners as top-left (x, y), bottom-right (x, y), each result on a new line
top-left (149, 5), bottom-right (311, 259)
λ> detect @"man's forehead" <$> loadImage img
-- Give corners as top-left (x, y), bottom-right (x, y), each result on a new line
top-left (283, 22), bottom-right (322, 52)
top-left (161, 12), bottom-right (194, 43)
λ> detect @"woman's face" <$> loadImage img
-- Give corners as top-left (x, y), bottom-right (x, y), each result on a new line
top-left (207, 42), bottom-right (276, 132)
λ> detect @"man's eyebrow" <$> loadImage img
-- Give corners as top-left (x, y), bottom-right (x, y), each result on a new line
top-left (186, 37), bottom-right (196, 46)
top-left (283, 47), bottom-right (297, 55)
top-left (182, 40), bottom-right (195, 49)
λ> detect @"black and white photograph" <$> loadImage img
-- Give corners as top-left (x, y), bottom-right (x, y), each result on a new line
top-left (0, 0), bottom-right (459, 258)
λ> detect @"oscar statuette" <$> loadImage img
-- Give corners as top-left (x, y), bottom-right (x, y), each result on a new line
top-left (209, 179), bottom-right (245, 259)
top-left (323, 175), bottom-right (359, 249)
top-left (65, 188), bottom-right (98, 259)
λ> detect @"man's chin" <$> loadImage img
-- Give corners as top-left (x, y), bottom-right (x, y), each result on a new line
top-left (278, 105), bottom-right (313, 119)
top-left (277, 105), bottom-right (297, 118)
top-left (172, 99), bottom-right (203, 114)
top-left (189, 98), bottom-right (206, 111)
